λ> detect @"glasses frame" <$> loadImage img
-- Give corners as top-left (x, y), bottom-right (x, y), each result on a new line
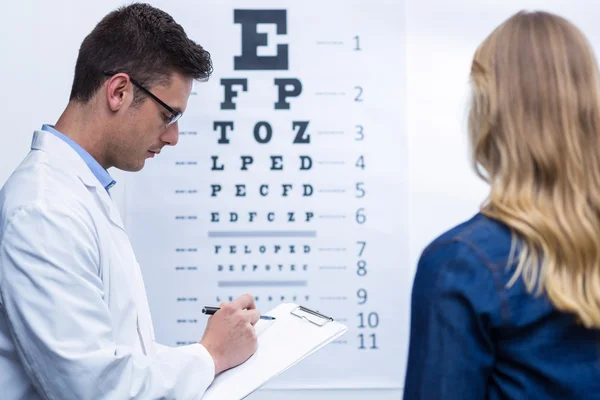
top-left (103, 71), bottom-right (182, 127)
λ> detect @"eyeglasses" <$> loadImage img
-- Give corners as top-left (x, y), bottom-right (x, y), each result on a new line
top-left (103, 71), bottom-right (182, 127)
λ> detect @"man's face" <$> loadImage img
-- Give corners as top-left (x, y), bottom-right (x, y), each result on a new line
top-left (109, 71), bottom-right (193, 172)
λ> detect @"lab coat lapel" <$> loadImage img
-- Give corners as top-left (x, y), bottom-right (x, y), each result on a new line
top-left (31, 131), bottom-right (156, 355)
top-left (30, 130), bottom-right (126, 232)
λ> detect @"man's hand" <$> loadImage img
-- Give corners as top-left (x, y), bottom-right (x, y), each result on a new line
top-left (199, 294), bottom-right (260, 375)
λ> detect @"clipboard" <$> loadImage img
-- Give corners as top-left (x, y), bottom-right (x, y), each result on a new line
top-left (202, 302), bottom-right (348, 400)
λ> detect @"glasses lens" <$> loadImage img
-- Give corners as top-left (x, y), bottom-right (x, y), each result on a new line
top-left (167, 112), bottom-right (182, 127)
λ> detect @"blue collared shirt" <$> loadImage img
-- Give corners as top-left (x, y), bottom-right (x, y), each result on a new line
top-left (41, 125), bottom-right (116, 192)
top-left (404, 213), bottom-right (600, 399)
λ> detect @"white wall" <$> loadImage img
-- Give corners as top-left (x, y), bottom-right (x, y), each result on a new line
top-left (2, 0), bottom-right (599, 398)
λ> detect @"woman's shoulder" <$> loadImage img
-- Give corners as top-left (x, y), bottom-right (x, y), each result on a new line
top-left (413, 213), bottom-right (520, 319)
top-left (415, 212), bottom-right (553, 324)
top-left (422, 212), bottom-right (513, 270)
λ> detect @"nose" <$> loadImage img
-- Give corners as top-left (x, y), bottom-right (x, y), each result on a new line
top-left (161, 121), bottom-right (179, 146)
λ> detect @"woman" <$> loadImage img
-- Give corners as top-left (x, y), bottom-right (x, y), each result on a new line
top-left (404, 11), bottom-right (600, 399)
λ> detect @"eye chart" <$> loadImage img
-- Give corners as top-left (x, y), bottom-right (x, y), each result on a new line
top-left (127, 0), bottom-right (408, 389)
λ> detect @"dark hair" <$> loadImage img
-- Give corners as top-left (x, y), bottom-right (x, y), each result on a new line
top-left (69, 3), bottom-right (212, 104)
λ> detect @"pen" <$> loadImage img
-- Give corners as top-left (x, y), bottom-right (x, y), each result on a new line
top-left (202, 306), bottom-right (276, 320)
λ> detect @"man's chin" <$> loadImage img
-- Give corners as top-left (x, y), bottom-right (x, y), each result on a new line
top-left (132, 160), bottom-right (145, 172)
top-left (115, 160), bottom-right (145, 172)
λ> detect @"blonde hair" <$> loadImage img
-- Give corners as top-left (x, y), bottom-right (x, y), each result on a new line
top-left (469, 11), bottom-right (600, 328)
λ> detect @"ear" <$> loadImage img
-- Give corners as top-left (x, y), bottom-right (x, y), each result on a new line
top-left (105, 73), bottom-right (132, 112)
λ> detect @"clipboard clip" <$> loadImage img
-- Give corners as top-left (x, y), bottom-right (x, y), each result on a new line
top-left (290, 305), bottom-right (334, 327)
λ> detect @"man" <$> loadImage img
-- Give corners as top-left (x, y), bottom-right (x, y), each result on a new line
top-left (0, 3), bottom-right (259, 399)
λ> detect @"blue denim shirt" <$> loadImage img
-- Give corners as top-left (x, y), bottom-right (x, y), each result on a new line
top-left (404, 213), bottom-right (600, 399)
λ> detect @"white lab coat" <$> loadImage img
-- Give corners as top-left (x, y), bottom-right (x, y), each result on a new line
top-left (0, 130), bottom-right (215, 399)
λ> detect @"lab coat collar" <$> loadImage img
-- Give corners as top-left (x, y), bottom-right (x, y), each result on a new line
top-left (30, 130), bottom-right (126, 232)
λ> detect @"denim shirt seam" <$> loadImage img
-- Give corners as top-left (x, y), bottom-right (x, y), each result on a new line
top-left (421, 223), bottom-right (512, 323)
